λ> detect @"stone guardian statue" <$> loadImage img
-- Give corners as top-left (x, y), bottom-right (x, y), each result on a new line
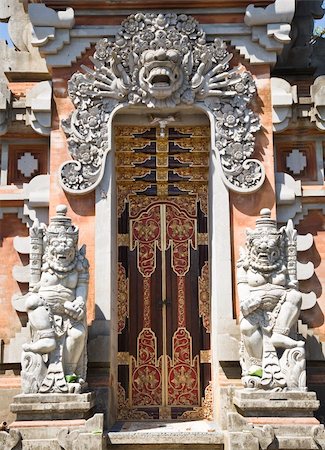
top-left (237, 208), bottom-right (306, 390)
top-left (21, 205), bottom-right (89, 394)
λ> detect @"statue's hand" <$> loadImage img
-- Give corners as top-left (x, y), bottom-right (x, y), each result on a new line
top-left (64, 300), bottom-right (85, 321)
top-left (30, 282), bottom-right (41, 293)
top-left (287, 279), bottom-right (299, 289)
top-left (240, 295), bottom-right (261, 317)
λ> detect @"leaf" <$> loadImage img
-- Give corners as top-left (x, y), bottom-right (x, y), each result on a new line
top-left (65, 374), bottom-right (78, 383)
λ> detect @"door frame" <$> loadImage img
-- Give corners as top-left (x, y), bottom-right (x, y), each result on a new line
top-left (94, 106), bottom-right (233, 423)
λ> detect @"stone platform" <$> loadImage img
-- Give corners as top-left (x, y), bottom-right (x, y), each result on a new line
top-left (108, 421), bottom-right (224, 450)
top-left (226, 389), bottom-right (325, 450)
top-left (233, 389), bottom-right (320, 417)
top-left (8, 392), bottom-right (105, 449)
top-left (10, 392), bottom-right (96, 421)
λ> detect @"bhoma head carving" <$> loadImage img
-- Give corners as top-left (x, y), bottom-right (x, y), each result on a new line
top-left (62, 13), bottom-right (264, 194)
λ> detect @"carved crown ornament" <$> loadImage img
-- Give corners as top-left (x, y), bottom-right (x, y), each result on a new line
top-left (61, 13), bottom-right (265, 194)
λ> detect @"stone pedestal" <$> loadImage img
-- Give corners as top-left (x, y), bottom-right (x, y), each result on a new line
top-left (11, 393), bottom-right (96, 421)
top-left (226, 388), bottom-right (325, 450)
top-left (9, 393), bottom-right (105, 449)
top-left (233, 389), bottom-right (320, 417)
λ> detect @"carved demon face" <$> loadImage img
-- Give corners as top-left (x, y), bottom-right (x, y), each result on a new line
top-left (249, 232), bottom-right (282, 272)
top-left (48, 236), bottom-right (76, 267)
top-left (138, 48), bottom-right (185, 101)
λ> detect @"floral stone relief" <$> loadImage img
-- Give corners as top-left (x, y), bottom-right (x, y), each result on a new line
top-left (61, 13), bottom-right (264, 194)
top-left (237, 208), bottom-right (306, 390)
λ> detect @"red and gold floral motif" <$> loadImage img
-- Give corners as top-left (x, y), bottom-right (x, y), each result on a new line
top-left (117, 263), bottom-right (129, 333)
top-left (143, 277), bottom-right (151, 328)
top-left (130, 205), bottom-right (162, 278)
top-left (199, 261), bottom-right (211, 333)
top-left (117, 382), bottom-right (151, 420)
top-left (167, 328), bottom-right (200, 406)
top-left (177, 276), bottom-right (186, 328)
top-left (131, 328), bottom-right (163, 406)
top-left (166, 204), bottom-right (197, 277)
top-left (128, 195), bottom-right (197, 219)
top-left (116, 125), bottom-right (210, 416)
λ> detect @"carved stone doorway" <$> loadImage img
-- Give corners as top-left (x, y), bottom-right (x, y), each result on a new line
top-left (116, 125), bottom-right (211, 420)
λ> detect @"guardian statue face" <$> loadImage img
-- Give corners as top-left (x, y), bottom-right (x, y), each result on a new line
top-left (48, 235), bottom-right (76, 266)
top-left (138, 48), bottom-right (185, 101)
top-left (248, 232), bottom-right (282, 272)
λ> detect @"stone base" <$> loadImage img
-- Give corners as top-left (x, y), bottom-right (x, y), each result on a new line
top-left (226, 388), bottom-right (325, 450)
top-left (10, 392), bottom-right (96, 421)
top-left (8, 412), bottom-right (105, 450)
top-left (108, 420), bottom-right (224, 447)
top-left (233, 389), bottom-right (320, 417)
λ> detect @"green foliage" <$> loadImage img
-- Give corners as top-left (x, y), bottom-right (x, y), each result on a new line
top-left (65, 374), bottom-right (78, 383)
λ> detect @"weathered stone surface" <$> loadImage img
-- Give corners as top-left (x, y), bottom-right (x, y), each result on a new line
top-left (10, 392), bottom-right (96, 421)
top-left (19, 205), bottom-right (89, 395)
top-left (233, 390), bottom-right (320, 417)
top-left (237, 209), bottom-right (307, 390)
top-left (10, 413), bottom-right (105, 450)
top-left (108, 421), bottom-right (223, 445)
top-left (0, 428), bottom-right (21, 450)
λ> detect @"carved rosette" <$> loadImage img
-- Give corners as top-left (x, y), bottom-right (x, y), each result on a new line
top-left (61, 13), bottom-right (264, 194)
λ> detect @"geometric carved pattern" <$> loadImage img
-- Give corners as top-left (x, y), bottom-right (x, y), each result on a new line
top-left (286, 149), bottom-right (307, 175)
top-left (8, 144), bottom-right (48, 184)
top-left (276, 141), bottom-right (317, 182)
top-left (17, 152), bottom-right (38, 178)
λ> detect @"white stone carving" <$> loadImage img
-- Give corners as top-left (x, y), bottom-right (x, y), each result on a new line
top-left (286, 149), bottom-right (307, 175)
top-left (61, 13), bottom-right (264, 195)
top-left (245, 0), bottom-right (295, 43)
top-left (29, 4), bottom-right (75, 48)
top-left (275, 173), bottom-right (317, 310)
top-left (310, 75), bottom-right (325, 130)
top-left (27, 4), bottom-right (295, 69)
top-left (0, 80), bottom-right (10, 135)
top-left (20, 205), bottom-right (89, 394)
top-left (0, 0), bottom-right (48, 82)
top-left (25, 81), bottom-right (52, 136)
top-left (237, 208), bottom-right (306, 390)
top-left (17, 152), bottom-right (38, 178)
top-left (0, 0), bottom-right (30, 52)
top-left (0, 429), bottom-right (21, 450)
top-left (22, 174), bottom-right (50, 225)
top-left (271, 78), bottom-right (297, 132)
top-left (275, 172), bottom-right (302, 225)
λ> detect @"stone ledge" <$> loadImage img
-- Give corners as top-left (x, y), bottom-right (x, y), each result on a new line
top-left (108, 421), bottom-right (224, 445)
top-left (10, 392), bottom-right (96, 421)
top-left (233, 390), bottom-right (320, 417)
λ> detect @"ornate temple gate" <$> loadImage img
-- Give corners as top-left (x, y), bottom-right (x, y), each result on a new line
top-left (116, 126), bottom-right (211, 420)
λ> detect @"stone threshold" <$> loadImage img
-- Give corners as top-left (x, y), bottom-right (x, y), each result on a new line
top-left (108, 421), bottom-right (224, 445)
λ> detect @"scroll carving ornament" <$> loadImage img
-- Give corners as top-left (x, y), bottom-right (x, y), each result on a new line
top-left (61, 13), bottom-right (264, 194)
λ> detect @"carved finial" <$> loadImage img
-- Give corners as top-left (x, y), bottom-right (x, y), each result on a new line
top-left (260, 207), bottom-right (271, 218)
top-left (46, 204), bottom-right (78, 243)
top-left (56, 204), bottom-right (68, 216)
top-left (255, 208), bottom-right (277, 231)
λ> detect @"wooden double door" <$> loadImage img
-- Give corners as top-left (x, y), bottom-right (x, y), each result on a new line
top-left (116, 126), bottom-right (211, 420)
